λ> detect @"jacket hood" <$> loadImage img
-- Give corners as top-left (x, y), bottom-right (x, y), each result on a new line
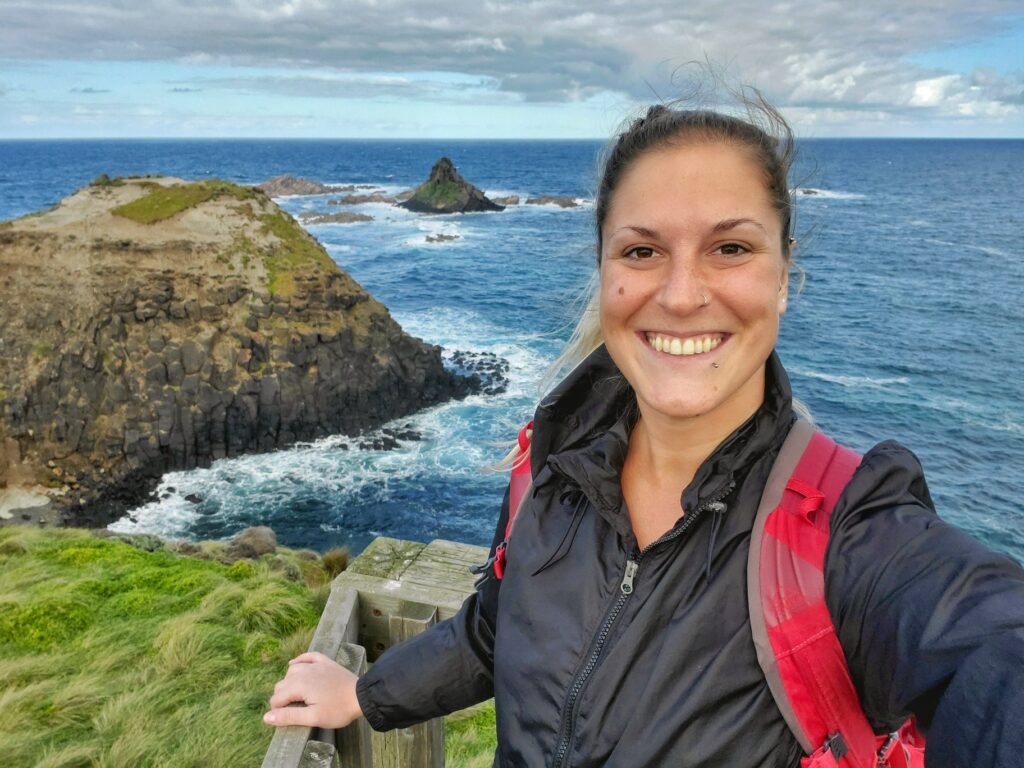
top-left (531, 344), bottom-right (794, 539)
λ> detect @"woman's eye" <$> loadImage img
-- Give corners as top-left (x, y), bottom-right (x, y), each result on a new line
top-left (715, 242), bottom-right (749, 257)
top-left (625, 246), bottom-right (655, 260)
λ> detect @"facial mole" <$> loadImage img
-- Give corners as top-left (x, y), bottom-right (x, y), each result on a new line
top-left (618, 287), bottom-right (624, 295)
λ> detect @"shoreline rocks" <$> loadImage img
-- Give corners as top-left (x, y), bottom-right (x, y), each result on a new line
top-left (257, 176), bottom-right (339, 196)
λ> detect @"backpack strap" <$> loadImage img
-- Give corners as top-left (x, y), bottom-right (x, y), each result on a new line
top-left (492, 420), bottom-right (533, 580)
top-left (748, 419), bottom-right (881, 766)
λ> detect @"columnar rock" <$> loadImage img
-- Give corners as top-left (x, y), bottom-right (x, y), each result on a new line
top-left (398, 158), bottom-right (504, 214)
top-left (0, 176), bottom-right (476, 527)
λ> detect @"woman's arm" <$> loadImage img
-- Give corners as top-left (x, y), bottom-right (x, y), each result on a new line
top-left (264, 486), bottom-right (510, 731)
top-left (825, 440), bottom-right (1024, 766)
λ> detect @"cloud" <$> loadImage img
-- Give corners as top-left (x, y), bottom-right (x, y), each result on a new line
top-left (70, 87), bottom-right (111, 94)
top-left (0, 0), bottom-right (1021, 120)
top-left (168, 86), bottom-right (202, 92)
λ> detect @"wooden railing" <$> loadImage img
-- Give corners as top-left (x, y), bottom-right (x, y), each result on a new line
top-left (262, 537), bottom-right (489, 768)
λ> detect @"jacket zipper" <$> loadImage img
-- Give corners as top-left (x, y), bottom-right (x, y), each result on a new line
top-left (549, 484), bottom-right (734, 768)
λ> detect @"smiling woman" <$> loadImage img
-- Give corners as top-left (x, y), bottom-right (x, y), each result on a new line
top-left (264, 92), bottom-right (1024, 768)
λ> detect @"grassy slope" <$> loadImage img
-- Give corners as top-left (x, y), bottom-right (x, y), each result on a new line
top-left (111, 180), bottom-right (256, 225)
top-left (0, 527), bottom-right (496, 767)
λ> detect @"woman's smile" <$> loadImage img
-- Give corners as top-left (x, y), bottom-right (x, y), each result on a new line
top-left (641, 331), bottom-right (727, 357)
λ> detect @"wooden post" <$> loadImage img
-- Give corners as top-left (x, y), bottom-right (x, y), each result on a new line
top-left (262, 587), bottom-right (363, 768)
top-left (371, 601), bottom-right (445, 768)
top-left (335, 642), bottom-right (373, 768)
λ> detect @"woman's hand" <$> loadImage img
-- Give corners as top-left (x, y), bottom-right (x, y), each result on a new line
top-left (263, 651), bottom-right (363, 729)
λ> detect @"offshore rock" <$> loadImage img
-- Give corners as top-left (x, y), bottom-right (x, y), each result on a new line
top-left (298, 211), bottom-right (374, 225)
top-left (525, 195), bottom-right (579, 208)
top-left (257, 176), bottom-right (336, 196)
top-left (0, 176), bottom-right (478, 528)
top-left (398, 157), bottom-right (504, 214)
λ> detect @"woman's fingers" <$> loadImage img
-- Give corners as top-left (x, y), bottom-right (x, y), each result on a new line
top-left (263, 704), bottom-right (319, 728)
top-left (288, 651), bottom-right (328, 665)
top-left (265, 655), bottom-right (363, 729)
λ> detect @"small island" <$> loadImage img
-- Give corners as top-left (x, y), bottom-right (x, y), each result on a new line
top-left (398, 157), bottom-right (504, 214)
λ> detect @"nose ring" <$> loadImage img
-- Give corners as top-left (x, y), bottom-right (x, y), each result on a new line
top-left (701, 290), bottom-right (709, 307)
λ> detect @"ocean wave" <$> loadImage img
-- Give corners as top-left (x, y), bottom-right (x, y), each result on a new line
top-left (790, 367), bottom-right (910, 389)
top-left (793, 188), bottom-right (866, 200)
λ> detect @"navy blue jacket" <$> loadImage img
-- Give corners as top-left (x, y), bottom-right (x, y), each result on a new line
top-left (356, 347), bottom-right (1024, 767)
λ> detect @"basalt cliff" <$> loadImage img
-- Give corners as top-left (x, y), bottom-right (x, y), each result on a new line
top-left (0, 176), bottom-right (477, 527)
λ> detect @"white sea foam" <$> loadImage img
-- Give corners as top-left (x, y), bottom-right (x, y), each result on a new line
top-left (790, 367), bottom-right (910, 389)
top-left (793, 188), bottom-right (866, 200)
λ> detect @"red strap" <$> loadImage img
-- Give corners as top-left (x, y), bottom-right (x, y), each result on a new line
top-left (755, 426), bottom-right (925, 767)
top-left (494, 421), bottom-right (533, 580)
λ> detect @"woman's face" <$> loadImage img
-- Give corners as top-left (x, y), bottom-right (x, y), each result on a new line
top-left (599, 141), bottom-right (789, 426)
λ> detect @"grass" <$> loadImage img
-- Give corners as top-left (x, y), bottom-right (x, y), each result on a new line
top-left (111, 180), bottom-right (257, 225)
top-left (257, 210), bottom-right (336, 297)
top-left (413, 179), bottom-right (462, 209)
top-left (0, 527), bottom-right (497, 766)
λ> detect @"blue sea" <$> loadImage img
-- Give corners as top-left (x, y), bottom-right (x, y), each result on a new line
top-left (1, 139), bottom-right (1022, 561)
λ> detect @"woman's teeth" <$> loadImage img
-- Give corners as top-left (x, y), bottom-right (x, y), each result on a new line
top-left (646, 333), bottom-right (723, 356)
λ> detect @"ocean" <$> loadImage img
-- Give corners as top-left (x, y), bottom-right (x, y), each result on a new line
top-left (1, 138), bottom-right (1021, 561)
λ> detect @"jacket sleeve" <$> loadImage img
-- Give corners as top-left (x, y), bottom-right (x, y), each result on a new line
top-left (354, 486), bottom-right (510, 731)
top-left (825, 440), bottom-right (1024, 766)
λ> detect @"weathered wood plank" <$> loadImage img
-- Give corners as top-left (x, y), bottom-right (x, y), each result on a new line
top-left (298, 738), bottom-right (336, 768)
top-left (333, 571), bottom-right (472, 661)
top-left (335, 643), bottom-right (373, 768)
top-left (261, 590), bottom-right (362, 768)
top-left (262, 718), bottom-right (316, 768)
top-left (346, 537), bottom-right (426, 580)
top-left (311, 585), bottom-right (361, 655)
top-left (372, 602), bottom-right (444, 768)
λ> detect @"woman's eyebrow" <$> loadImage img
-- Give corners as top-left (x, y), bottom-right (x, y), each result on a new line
top-left (610, 225), bottom-right (660, 239)
top-left (713, 218), bottom-right (767, 234)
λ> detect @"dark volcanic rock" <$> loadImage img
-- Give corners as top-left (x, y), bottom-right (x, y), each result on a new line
top-left (445, 350), bottom-right (510, 396)
top-left (492, 195), bottom-right (520, 206)
top-left (425, 233), bottom-right (460, 243)
top-left (398, 158), bottom-right (504, 214)
top-left (298, 211), bottom-right (374, 225)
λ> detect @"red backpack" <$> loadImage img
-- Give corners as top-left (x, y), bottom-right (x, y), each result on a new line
top-left (493, 419), bottom-right (926, 767)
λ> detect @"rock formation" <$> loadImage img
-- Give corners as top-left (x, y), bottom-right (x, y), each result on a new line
top-left (298, 211), bottom-right (374, 225)
top-left (0, 176), bottom-right (478, 527)
top-left (329, 192), bottom-right (401, 205)
top-left (525, 195), bottom-right (579, 208)
top-left (398, 158), bottom-right (504, 214)
top-left (257, 176), bottom-right (337, 196)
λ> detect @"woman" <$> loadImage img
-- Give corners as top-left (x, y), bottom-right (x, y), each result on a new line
top-left (265, 100), bottom-right (1024, 766)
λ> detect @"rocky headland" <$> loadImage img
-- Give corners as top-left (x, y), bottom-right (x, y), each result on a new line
top-left (398, 158), bottom-right (504, 214)
top-left (0, 176), bottom-right (482, 528)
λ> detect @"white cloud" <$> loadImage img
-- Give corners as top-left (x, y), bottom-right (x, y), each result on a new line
top-left (910, 74), bottom-right (962, 106)
top-left (0, 0), bottom-right (1021, 124)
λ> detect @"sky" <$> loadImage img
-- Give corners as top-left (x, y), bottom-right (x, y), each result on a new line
top-left (0, 1), bottom-right (1022, 139)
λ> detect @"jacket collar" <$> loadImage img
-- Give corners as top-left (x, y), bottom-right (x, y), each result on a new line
top-left (532, 345), bottom-right (793, 537)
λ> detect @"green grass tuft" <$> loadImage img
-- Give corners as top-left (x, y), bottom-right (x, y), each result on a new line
top-left (111, 180), bottom-right (256, 224)
top-left (258, 210), bottom-right (336, 296)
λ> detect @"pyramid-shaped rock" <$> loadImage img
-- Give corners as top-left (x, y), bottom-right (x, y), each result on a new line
top-left (398, 157), bottom-right (504, 214)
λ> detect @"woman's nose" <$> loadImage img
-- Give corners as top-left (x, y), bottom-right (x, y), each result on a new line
top-left (655, 254), bottom-right (706, 315)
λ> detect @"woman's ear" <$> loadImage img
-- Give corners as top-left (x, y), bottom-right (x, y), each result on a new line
top-left (778, 269), bottom-right (790, 315)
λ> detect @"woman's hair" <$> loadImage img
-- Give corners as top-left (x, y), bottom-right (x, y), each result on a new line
top-left (543, 89), bottom-right (798, 394)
